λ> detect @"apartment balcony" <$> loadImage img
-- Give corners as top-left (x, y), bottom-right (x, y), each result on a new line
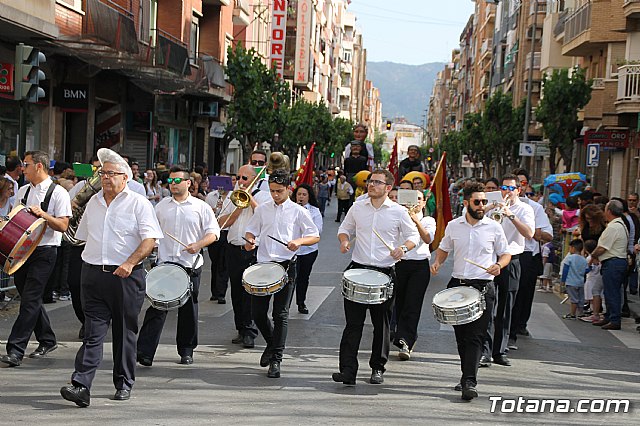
top-left (83, 0), bottom-right (139, 54)
top-left (616, 64), bottom-right (640, 113)
top-left (152, 29), bottom-right (190, 76)
top-left (623, 0), bottom-right (640, 18)
top-left (232, 0), bottom-right (251, 26)
top-left (480, 38), bottom-right (493, 63)
top-left (563, 1), bottom-right (626, 57)
top-left (527, 1), bottom-right (547, 28)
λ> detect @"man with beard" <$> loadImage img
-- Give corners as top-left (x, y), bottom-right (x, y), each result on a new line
top-left (431, 181), bottom-right (510, 401)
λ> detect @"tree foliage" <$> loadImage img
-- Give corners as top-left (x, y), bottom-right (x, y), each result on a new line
top-left (535, 67), bottom-right (592, 173)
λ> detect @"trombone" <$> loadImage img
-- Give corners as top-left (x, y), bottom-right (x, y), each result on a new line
top-left (218, 165), bottom-right (267, 229)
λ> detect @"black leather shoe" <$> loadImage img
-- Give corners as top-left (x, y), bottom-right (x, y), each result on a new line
top-left (28, 344), bottom-right (58, 358)
top-left (243, 335), bottom-right (255, 348)
top-left (454, 382), bottom-right (462, 392)
top-left (332, 372), bottom-right (356, 386)
top-left (180, 355), bottom-right (193, 365)
top-left (461, 384), bottom-right (478, 401)
top-left (516, 327), bottom-right (530, 337)
top-left (217, 298), bottom-right (226, 304)
top-left (60, 385), bottom-right (90, 407)
top-left (493, 355), bottom-right (511, 366)
top-left (479, 355), bottom-right (491, 367)
top-left (370, 369), bottom-right (384, 384)
top-left (298, 304), bottom-right (309, 314)
top-left (113, 389), bottom-right (130, 401)
top-left (137, 354), bottom-right (153, 367)
top-left (260, 347), bottom-right (272, 367)
top-left (267, 361), bottom-right (280, 378)
top-left (0, 353), bottom-right (22, 367)
top-left (232, 333), bottom-right (244, 344)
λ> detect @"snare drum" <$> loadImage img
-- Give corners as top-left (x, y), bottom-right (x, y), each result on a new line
top-left (145, 263), bottom-right (192, 310)
top-left (341, 268), bottom-right (392, 304)
top-left (0, 205), bottom-right (47, 274)
top-left (242, 262), bottom-right (288, 296)
top-left (432, 286), bottom-right (486, 325)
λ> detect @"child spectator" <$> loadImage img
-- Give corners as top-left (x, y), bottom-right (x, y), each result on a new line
top-left (581, 240), bottom-right (604, 323)
top-left (538, 241), bottom-right (556, 292)
top-left (562, 195), bottom-right (580, 232)
top-left (560, 239), bottom-right (588, 319)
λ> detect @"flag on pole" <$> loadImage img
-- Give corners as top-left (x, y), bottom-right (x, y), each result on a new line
top-left (431, 152), bottom-right (453, 250)
top-left (294, 142), bottom-right (316, 188)
top-left (388, 137), bottom-right (399, 185)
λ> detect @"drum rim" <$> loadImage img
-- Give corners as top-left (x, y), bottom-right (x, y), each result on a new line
top-left (4, 214), bottom-right (47, 275)
top-left (242, 261), bottom-right (286, 283)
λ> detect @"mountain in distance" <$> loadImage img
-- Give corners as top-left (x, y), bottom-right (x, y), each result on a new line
top-left (366, 61), bottom-right (445, 127)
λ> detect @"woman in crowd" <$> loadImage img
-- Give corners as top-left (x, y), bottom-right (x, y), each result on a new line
top-left (574, 204), bottom-right (606, 242)
top-left (0, 176), bottom-right (13, 302)
top-left (316, 175), bottom-right (330, 217)
top-left (144, 169), bottom-right (162, 205)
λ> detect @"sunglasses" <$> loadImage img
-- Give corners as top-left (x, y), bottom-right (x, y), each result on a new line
top-left (525, 192), bottom-right (535, 197)
top-left (250, 160), bottom-right (266, 166)
top-left (236, 175), bottom-right (250, 181)
top-left (268, 175), bottom-right (288, 185)
top-left (166, 177), bottom-right (185, 184)
top-left (519, 180), bottom-right (528, 187)
top-left (471, 199), bottom-right (489, 206)
top-left (501, 185), bottom-right (517, 191)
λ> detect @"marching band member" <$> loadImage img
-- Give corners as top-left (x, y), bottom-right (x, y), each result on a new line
top-left (392, 190), bottom-right (436, 360)
top-left (244, 169), bottom-right (320, 378)
top-left (481, 175), bottom-right (535, 367)
top-left (335, 169), bottom-right (419, 385)
top-left (137, 166), bottom-right (220, 366)
top-left (1, 151), bottom-right (71, 367)
top-left (60, 149), bottom-right (162, 407)
top-left (218, 165), bottom-right (271, 348)
top-left (430, 181), bottom-right (510, 400)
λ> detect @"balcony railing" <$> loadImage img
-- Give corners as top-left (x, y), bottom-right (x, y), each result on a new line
top-left (153, 29), bottom-right (190, 76)
top-left (84, 0), bottom-right (139, 54)
top-left (481, 39), bottom-right (493, 56)
top-left (564, 1), bottom-right (591, 45)
top-left (525, 52), bottom-right (541, 70)
top-left (592, 77), bottom-right (605, 89)
top-left (618, 65), bottom-right (640, 100)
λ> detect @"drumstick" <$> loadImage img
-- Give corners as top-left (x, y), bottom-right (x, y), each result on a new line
top-left (165, 232), bottom-right (189, 249)
top-left (464, 258), bottom-right (490, 271)
top-left (241, 236), bottom-right (256, 246)
top-left (268, 235), bottom-right (289, 247)
top-left (372, 228), bottom-right (394, 252)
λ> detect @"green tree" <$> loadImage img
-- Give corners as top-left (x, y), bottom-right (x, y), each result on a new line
top-left (439, 130), bottom-right (462, 177)
top-left (535, 67), bottom-right (592, 173)
top-left (225, 44), bottom-right (291, 159)
top-left (482, 91), bottom-right (523, 176)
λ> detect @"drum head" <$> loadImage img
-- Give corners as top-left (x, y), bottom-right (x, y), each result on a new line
top-left (5, 207), bottom-right (47, 275)
top-left (243, 262), bottom-right (286, 286)
top-left (146, 264), bottom-right (191, 301)
top-left (433, 287), bottom-right (481, 308)
top-left (343, 268), bottom-right (390, 287)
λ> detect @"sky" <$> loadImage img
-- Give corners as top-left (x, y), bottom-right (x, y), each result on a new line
top-left (348, 0), bottom-right (476, 65)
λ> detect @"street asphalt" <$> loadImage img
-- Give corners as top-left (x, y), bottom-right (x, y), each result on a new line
top-left (1, 198), bottom-right (639, 424)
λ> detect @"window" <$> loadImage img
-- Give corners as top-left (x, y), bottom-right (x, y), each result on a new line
top-left (138, 0), bottom-right (157, 44)
top-left (190, 13), bottom-right (200, 64)
top-left (343, 49), bottom-right (352, 63)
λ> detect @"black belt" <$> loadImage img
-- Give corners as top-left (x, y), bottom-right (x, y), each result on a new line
top-left (84, 262), bottom-right (144, 273)
top-left (511, 254), bottom-right (521, 260)
top-left (450, 278), bottom-right (492, 286)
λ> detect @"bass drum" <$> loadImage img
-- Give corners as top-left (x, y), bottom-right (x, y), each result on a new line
top-left (0, 205), bottom-right (47, 274)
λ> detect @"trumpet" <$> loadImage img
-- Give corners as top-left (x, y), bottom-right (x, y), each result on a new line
top-left (489, 198), bottom-right (512, 224)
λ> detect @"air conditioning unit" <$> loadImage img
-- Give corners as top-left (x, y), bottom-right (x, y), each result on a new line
top-left (195, 101), bottom-right (219, 117)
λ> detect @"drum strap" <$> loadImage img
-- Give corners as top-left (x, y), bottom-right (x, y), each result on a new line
top-left (22, 182), bottom-right (57, 212)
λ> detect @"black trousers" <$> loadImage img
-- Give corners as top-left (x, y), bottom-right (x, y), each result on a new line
top-left (67, 245), bottom-right (85, 325)
top-left (226, 244), bottom-right (258, 338)
top-left (336, 199), bottom-right (352, 221)
top-left (252, 259), bottom-right (296, 363)
top-left (483, 257), bottom-right (521, 358)
top-left (6, 246), bottom-right (57, 358)
top-left (138, 268), bottom-right (201, 359)
top-left (510, 252), bottom-right (541, 341)
top-left (71, 264), bottom-right (146, 391)
top-left (295, 250), bottom-right (318, 306)
top-left (449, 279), bottom-right (495, 387)
top-left (338, 262), bottom-right (394, 379)
top-left (393, 258), bottom-right (430, 349)
top-left (208, 231), bottom-right (229, 300)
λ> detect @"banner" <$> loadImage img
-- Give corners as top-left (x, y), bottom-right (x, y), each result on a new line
top-left (543, 172), bottom-right (587, 206)
top-left (431, 152), bottom-right (452, 250)
top-left (388, 137), bottom-right (398, 185)
top-left (294, 142), bottom-right (315, 188)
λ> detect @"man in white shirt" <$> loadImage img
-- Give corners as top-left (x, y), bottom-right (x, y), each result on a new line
top-left (1, 151), bottom-right (71, 368)
top-left (335, 174), bottom-right (354, 222)
top-left (335, 169), bottom-right (419, 386)
top-left (4, 155), bottom-right (22, 208)
top-left (431, 181), bottom-right (511, 401)
top-left (482, 175), bottom-right (535, 368)
top-left (219, 164), bottom-right (271, 349)
top-left (137, 166), bottom-right (220, 366)
top-left (60, 149), bottom-right (162, 407)
top-left (244, 169), bottom-right (320, 378)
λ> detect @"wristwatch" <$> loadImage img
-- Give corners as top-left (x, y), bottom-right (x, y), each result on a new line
top-left (400, 245), bottom-right (409, 254)
top-left (508, 214), bottom-right (516, 221)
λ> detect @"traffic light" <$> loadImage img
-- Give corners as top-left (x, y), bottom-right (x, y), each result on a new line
top-left (330, 152), bottom-right (335, 158)
top-left (426, 155), bottom-right (433, 167)
top-left (14, 43), bottom-right (46, 103)
top-left (386, 120), bottom-right (391, 131)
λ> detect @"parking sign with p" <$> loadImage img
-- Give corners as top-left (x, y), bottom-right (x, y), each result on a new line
top-left (587, 143), bottom-right (600, 167)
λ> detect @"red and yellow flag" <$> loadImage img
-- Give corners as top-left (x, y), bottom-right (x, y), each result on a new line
top-left (388, 137), bottom-right (399, 185)
top-left (294, 142), bottom-right (315, 188)
top-left (431, 152), bottom-right (453, 250)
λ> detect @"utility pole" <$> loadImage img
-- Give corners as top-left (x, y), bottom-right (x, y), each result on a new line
top-left (522, 0), bottom-right (539, 170)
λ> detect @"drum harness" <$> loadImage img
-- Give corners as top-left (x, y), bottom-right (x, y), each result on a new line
top-left (19, 183), bottom-right (56, 224)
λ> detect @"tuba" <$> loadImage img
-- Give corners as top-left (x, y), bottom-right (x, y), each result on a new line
top-left (63, 167), bottom-right (102, 246)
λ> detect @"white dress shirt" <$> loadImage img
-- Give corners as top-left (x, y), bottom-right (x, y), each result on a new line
top-left (338, 197), bottom-right (420, 268)
top-left (298, 203), bottom-right (323, 255)
top-left (355, 193), bottom-right (369, 202)
top-left (488, 198), bottom-right (535, 255)
top-left (521, 197), bottom-right (553, 255)
top-left (403, 214), bottom-right (436, 261)
top-left (439, 215), bottom-right (509, 280)
top-left (16, 177), bottom-right (72, 247)
top-left (128, 179), bottom-right (147, 196)
top-left (221, 187), bottom-right (271, 245)
top-left (245, 198), bottom-right (319, 263)
top-left (156, 195), bottom-right (220, 268)
top-left (76, 186), bottom-right (163, 265)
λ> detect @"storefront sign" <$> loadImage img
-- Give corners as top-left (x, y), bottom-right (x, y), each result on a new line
top-left (0, 63), bottom-right (14, 93)
top-left (54, 84), bottom-right (89, 111)
top-left (294, 0), bottom-right (312, 86)
top-left (269, 0), bottom-right (288, 79)
top-left (584, 130), bottom-right (629, 149)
